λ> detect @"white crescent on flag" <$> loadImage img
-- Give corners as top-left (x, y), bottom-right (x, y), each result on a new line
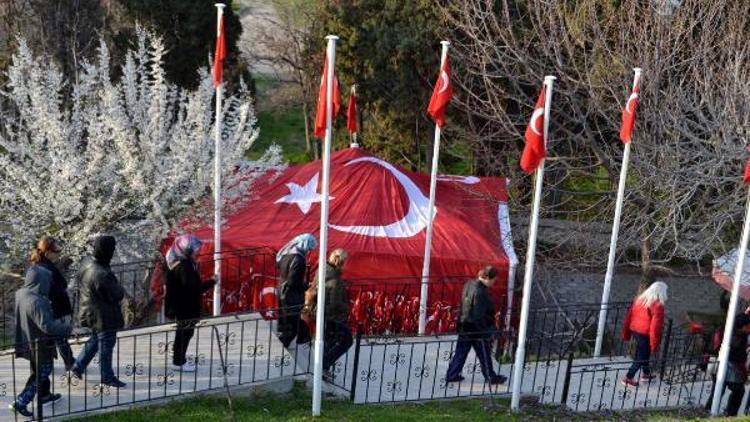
top-left (530, 108), bottom-right (544, 136)
top-left (626, 92), bottom-right (638, 113)
top-left (438, 70), bottom-right (449, 94)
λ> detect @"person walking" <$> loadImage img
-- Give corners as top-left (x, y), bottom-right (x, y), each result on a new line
top-left (445, 266), bottom-right (507, 385)
top-left (303, 248), bottom-right (353, 380)
top-left (620, 281), bottom-right (668, 387)
top-left (276, 233), bottom-right (317, 348)
top-left (70, 235), bottom-right (127, 388)
top-left (164, 234), bottom-right (215, 372)
top-left (10, 264), bottom-right (72, 417)
top-left (31, 236), bottom-right (75, 371)
top-left (704, 313), bottom-right (750, 416)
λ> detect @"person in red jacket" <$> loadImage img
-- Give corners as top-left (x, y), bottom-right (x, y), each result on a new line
top-left (621, 281), bottom-right (668, 387)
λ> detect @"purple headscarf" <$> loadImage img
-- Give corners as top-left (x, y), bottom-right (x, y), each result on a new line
top-left (165, 234), bottom-right (203, 270)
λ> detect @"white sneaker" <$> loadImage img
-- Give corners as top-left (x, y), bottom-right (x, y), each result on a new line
top-left (175, 362), bottom-right (196, 372)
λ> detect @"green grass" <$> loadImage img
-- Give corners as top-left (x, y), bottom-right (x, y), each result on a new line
top-left (72, 381), bottom-right (720, 421)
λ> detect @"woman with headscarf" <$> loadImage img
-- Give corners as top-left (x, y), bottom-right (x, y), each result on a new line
top-left (276, 233), bottom-right (317, 348)
top-left (164, 234), bottom-right (215, 372)
top-left (621, 281), bottom-right (668, 387)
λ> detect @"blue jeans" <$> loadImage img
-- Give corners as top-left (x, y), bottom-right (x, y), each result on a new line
top-left (446, 333), bottom-right (497, 380)
top-left (16, 360), bottom-right (52, 407)
top-left (626, 332), bottom-right (652, 379)
top-left (74, 331), bottom-right (117, 382)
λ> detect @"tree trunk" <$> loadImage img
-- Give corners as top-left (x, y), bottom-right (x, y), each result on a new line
top-left (638, 227), bottom-right (653, 293)
top-left (303, 102), bottom-right (312, 155)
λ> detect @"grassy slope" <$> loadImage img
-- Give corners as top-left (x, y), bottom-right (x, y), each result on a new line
top-left (73, 381), bottom-right (720, 422)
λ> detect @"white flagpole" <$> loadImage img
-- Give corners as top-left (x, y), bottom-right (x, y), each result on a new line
top-left (212, 2), bottom-right (225, 317)
top-left (312, 34), bottom-right (338, 417)
top-left (711, 186), bottom-right (750, 416)
top-left (511, 75), bottom-right (555, 411)
top-left (418, 40), bottom-right (450, 336)
top-left (594, 68), bottom-right (642, 357)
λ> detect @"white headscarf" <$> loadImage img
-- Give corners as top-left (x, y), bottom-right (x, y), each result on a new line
top-left (276, 233), bottom-right (317, 263)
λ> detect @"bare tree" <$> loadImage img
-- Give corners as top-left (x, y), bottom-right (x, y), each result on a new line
top-left (442, 0), bottom-right (750, 278)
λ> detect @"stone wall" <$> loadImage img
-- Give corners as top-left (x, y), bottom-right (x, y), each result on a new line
top-left (529, 266), bottom-right (726, 323)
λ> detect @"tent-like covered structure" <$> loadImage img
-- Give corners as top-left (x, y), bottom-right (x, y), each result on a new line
top-left (713, 248), bottom-right (750, 300)
top-left (181, 147), bottom-right (518, 333)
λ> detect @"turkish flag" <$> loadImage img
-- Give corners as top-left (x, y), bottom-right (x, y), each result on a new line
top-left (427, 57), bottom-right (452, 127)
top-left (520, 86), bottom-right (546, 174)
top-left (347, 86), bottom-right (358, 134)
top-left (313, 55), bottom-right (341, 139)
top-left (620, 79), bottom-right (640, 143)
top-left (213, 14), bottom-right (226, 88)
top-left (744, 148), bottom-right (750, 184)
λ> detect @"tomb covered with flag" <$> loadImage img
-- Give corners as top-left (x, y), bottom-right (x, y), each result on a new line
top-left (165, 147), bottom-right (518, 334)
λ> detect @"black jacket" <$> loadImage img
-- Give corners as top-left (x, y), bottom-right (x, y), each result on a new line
top-left (77, 257), bottom-right (125, 331)
top-left (277, 253), bottom-right (307, 307)
top-left (165, 259), bottom-right (213, 320)
top-left (38, 257), bottom-right (73, 319)
top-left (15, 265), bottom-right (72, 362)
top-left (307, 264), bottom-right (349, 324)
top-left (458, 279), bottom-right (495, 334)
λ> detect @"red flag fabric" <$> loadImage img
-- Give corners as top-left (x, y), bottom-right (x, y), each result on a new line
top-left (213, 14), bottom-right (226, 88)
top-left (520, 86), bottom-right (547, 174)
top-left (347, 86), bottom-right (358, 134)
top-left (744, 148), bottom-right (750, 184)
top-left (620, 78), bottom-right (640, 143)
top-left (313, 55), bottom-right (341, 139)
top-left (426, 57), bottom-right (453, 127)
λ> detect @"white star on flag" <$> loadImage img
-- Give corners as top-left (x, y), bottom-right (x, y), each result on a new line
top-left (274, 173), bottom-right (332, 214)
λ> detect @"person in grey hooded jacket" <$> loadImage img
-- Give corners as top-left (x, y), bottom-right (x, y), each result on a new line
top-left (10, 265), bottom-right (72, 417)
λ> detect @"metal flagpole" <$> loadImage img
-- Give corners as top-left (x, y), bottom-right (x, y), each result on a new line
top-left (350, 85), bottom-right (359, 148)
top-left (594, 68), bottom-right (642, 357)
top-left (312, 34), bottom-right (338, 417)
top-left (511, 75), bottom-right (555, 411)
top-left (418, 40), bottom-right (450, 336)
top-left (711, 186), bottom-right (750, 415)
top-left (212, 2), bottom-right (225, 317)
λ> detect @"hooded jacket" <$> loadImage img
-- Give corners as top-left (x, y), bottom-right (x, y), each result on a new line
top-left (15, 265), bottom-right (72, 362)
top-left (38, 257), bottom-right (73, 319)
top-left (78, 236), bottom-right (125, 331)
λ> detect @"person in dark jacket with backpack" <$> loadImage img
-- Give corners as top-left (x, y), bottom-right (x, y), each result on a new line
top-left (31, 236), bottom-right (75, 371)
top-left (276, 233), bottom-right (317, 348)
top-left (70, 235), bottom-right (126, 388)
top-left (164, 234), bottom-right (215, 372)
top-left (445, 266), bottom-right (507, 385)
top-left (10, 265), bottom-right (72, 417)
top-left (704, 313), bottom-right (750, 416)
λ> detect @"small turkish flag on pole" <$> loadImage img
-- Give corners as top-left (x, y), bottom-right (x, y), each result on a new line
top-left (426, 54), bottom-right (452, 127)
top-left (620, 69), bottom-right (642, 143)
top-left (744, 148), bottom-right (750, 184)
top-left (520, 86), bottom-right (547, 174)
top-left (314, 55), bottom-right (341, 139)
top-left (213, 7), bottom-right (226, 88)
top-left (347, 85), bottom-right (358, 135)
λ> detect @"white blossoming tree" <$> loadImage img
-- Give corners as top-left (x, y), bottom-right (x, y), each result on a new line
top-left (0, 29), bottom-right (284, 269)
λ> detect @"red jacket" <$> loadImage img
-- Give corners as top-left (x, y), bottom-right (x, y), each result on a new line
top-left (621, 299), bottom-right (665, 352)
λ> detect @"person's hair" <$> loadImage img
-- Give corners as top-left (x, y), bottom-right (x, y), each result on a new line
top-left (328, 248), bottom-right (348, 269)
top-left (637, 281), bottom-right (668, 307)
top-left (478, 265), bottom-right (498, 280)
top-left (30, 236), bottom-right (60, 264)
top-left (735, 314), bottom-right (750, 331)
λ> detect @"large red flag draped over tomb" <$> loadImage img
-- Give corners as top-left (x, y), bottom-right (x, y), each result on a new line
top-left (167, 148), bottom-right (516, 333)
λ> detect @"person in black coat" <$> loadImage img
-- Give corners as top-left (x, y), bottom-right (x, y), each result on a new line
top-left (29, 236), bottom-right (75, 403)
top-left (445, 266), bottom-right (507, 385)
top-left (164, 234), bottom-right (215, 372)
top-left (276, 233), bottom-right (317, 348)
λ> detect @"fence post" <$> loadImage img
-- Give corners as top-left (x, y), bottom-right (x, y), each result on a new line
top-left (560, 351), bottom-right (575, 406)
top-left (349, 328), bottom-right (362, 402)
top-left (659, 318), bottom-right (673, 378)
top-left (34, 338), bottom-right (43, 421)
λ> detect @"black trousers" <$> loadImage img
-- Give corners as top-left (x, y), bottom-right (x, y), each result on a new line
top-left (322, 321), bottom-right (353, 370)
top-left (277, 298), bottom-right (310, 348)
top-left (173, 320), bottom-right (197, 366)
top-left (626, 332), bottom-right (652, 379)
top-left (705, 380), bottom-right (746, 416)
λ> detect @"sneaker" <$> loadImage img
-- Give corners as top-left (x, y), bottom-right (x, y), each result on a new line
top-left (40, 393), bottom-right (63, 406)
top-left (445, 375), bottom-right (465, 383)
top-left (9, 402), bottom-right (33, 417)
top-left (641, 374), bottom-right (656, 382)
top-left (621, 377), bottom-right (639, 387)
top-left (175, 361), bottom-right (196, 372)
top-left (488, 375), bottom-right (507, 385)
top-left (101, 378), bottom-right (126, 388)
